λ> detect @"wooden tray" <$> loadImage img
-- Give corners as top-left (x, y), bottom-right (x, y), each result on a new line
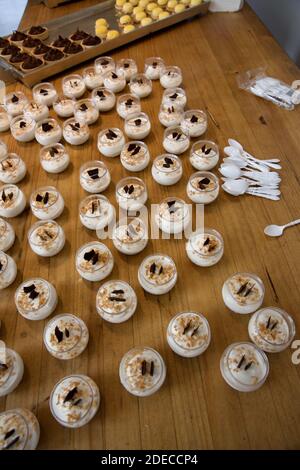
top-left (0, 0), bottom-right (210, 87)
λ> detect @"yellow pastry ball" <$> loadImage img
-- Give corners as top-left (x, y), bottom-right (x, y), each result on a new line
top-left (141, 16), bottom-right (153, 26)
top-left (133, 5), bottom-right (144, 14)
top-left (129, 0), bottom-right (139, 5)
top-left (120, 14), bottom-right (132, 25)
top-left (106, 30), bottom-right (120, 40)
top-left (180, 0), bottom-right (189, 4)
top-left (190, 0), bottom-right (202, 5)
top-left (139, 0), bottom-right (150, 6)
top-left (157, 0), bottom-right (168, 5)
top-left (123, 24), bottom-right (136, 33)
top-left (96, 18), bottom-right (108, 27)
top-left (122, 2), bottom-right (134, 13)
top-left (167, 0), bottom-right (177, 10)
top-left (147, 2), bottom-right (157, 12)
top-left (116, 0), bottom-right (126, 8)
top-left (95, 25), bottom-right (108, 38)
top-left (159, 11), bottom-right (170, 19)
top-left (174, 3), bottom-right (185, 12)
top-left (152, 7), bottom-right (163, 19)
top-left (135, 11), bottom-right (147, 21)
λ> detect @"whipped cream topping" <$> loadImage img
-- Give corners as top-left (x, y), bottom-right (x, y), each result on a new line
top-left (16, 279), bottom-right (49, 313)
top-left (255, 309), bottom-right (291, 345)
top-left (122, 348), bottom-right (163, 392)
top-left (97, 281), bottom-right (133, 315)
top-left (0, 185), bottom-right (19, 208)
top-left (142, 255), bottom-right (176, 286)
top-left (191, 233), bottom-right (221, 255)
top-left (0, 411), bottom-right (28, 450)
top-left (114, 219), bottom-right (145, 244)
top-left (170, 313), bottom-right (209, 350)
top-left (29, 221), bottom-right (59, 247)
top-left (227, 344), bottom-right (267, 386)
top-left (45, 315), bottom-right (84, 353)
top-left (227, 274), bottom-right (264, 306)
top-left (80, 196), bottom-right (110, 218)
top-left (158, 199), bottom-right (188, 223)
top-left (77, 244), bottom-right (111, 273)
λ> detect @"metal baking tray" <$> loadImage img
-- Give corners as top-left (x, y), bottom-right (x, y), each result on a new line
top-left (0, 0), bottom-right (210, 87)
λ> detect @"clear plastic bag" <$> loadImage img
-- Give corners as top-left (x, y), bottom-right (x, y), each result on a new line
top-left (237, 67), bottom-right (300, 110)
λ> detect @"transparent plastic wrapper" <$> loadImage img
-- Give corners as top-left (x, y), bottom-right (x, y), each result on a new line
top-left (237, 68), bottom-right (300, 110)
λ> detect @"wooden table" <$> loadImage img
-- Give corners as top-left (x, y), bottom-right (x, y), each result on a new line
top-left (1, 0), bottom-right (300, 450)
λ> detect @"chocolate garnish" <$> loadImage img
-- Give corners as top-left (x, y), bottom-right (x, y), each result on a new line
top-left (159, 266), bottom-right (163, 275)
top-left (0, 190), bottom-right (5, 202)
top-left (244, 361), bottom-right (253, 371)
top-left (70, 29), bottom-right (89, 41)
top-left (82, 35), bottom-right (101, 46)
top-left (131, 146), bottom-right (140, 156)
top-left (124, 184), bottom-right (134, 194)
top-left (203, 237), bottom-right (210, 246)
top-left (4, 429), bottom-right (15, 440)
top-left (84, 249), bottom-right (95, 261)
top-left (23, 284), bottom-right (36, 294)
top-left (11, 94), bottom-right (19, 103)
top-left (35, 194), bottom-right (43, 202)
top-left (54, 326), bottom-right (63, 343)
top-left (266, 316), bottom-right (271, 329)
top-left (199, 177), bottom-right (210, 186)
top-left (150, 262), bottom-right (156, 274)
top-left (87, 168), bottom-right (99, 179)
top-left (150, 361), bottom-right (154, 376)
top-left (111, 289), bottom-right (124, 295)
top-left (244, 284), bottom-right (254, 297)
top-left (43, 192), bottom-right (49, 205)
top-left (141, 360), bottom-right (147, 376)
top-left (164, 157), bottom-right (174, 165)
top-left (70, 123), bottom-right (80, 132)
top-left (0, 261), bottom-right (3, 271)
top-left (21, 56), bottom-right (43, 69)
top-left (1, 45), bottom-right (20, 56)
top-left (134, 119), bottom-right (142, 126)
top-left (10, 30), bottom-right (27, 41)
top-left (190, 115), bottom-right (198, 123)
top-left (204, 148), bottom-right (212, 155)
top-left (29, 289), bottom-right (39, 300)
top-left (128, 143), bottom-right (137, 152)
top-left (96, 90), bottom-right (105, 99)
top-left (123, 62), bottom-right (130, 68)
top-left (39, 88), bottom-right (48, 95)
top-left (4, 436), bottom-right (19, 450)
top-left (169, 93), bottom-right (178, 99)
top-left (236, 282), bottom-right (248, 296)
top-left (73, 398), bottom-right (82, 406)
top-left (34, 43), bottom-right (51, 55)
top-left (167, 106), bottom-right (174, 113)
top-left (52, 35), bottom-right (71, 48)
top-left (109, 296), bottom-right (126, 302)
top-left (44, 48), bottom-right (64, 61)
top-left (106, 129), bottom-right (118, 140)
top-left (237, 355), bottom-right (245, 369)
top-left (42, 122), bottom-right (53, 133)
top-left (63, 386), bottom-right (78, 403)
top-left (28, 25), bottom-right (46, 35)
top-left (44, 230), bottom-right (53, 239)
top-left (49, 147), bottom-right (59, 157)
top-left (19, 121), bottom-right (27, 129)
top-left (111, 72), bottom-right (118, 79)
top-left (79, 103), bottom-right (88, 112)
top-left (201, 144), bottom-right (206, 152)
top-left (191, 325), bottom-right (199, 336)
top-left (183, 321), bottom-right (191, 335)
top-left (125, 99), bottom-right (134, 106)
top-left (65, 328), bottom-right (70, 338)
top-left (271, 321), bottom-right (278, 331)
top-left (23, 37), bottom-right (41, 48)
top-left (100, 59), bottom-right (109, 66)
top-left (152, 61), bottom-right (157, 67)
top-left (0, 362), bottom-right (8, 370)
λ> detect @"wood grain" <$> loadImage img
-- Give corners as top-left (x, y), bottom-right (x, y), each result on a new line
top-left (0, 1), bottom-right (300, 450)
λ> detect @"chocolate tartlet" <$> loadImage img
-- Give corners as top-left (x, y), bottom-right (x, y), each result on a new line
top-left (0, 37), bottom-right (9, 49)
top-left (0, 44), bottom-right (20, 57)
top-left (10, 30), bottom-right (27, 43)
top-left (69, 29), bottom-right (89, 42)
top-left (52, 35), bottom-right (71, 49)
top-left (44, 48), bottom-right (64, 62)
top-left (34, 43), bottom-right (51, 57)
top-left (63, 42), bottom-right (83, 55)
top-left (82, 35), bottom-right (101, 47)
top-left (21, 56), bottom-right (43, 71)
top-left (23, 37), bottom-right (42, 49)
top-left (28, 25), bottom-right (48, 40)
top-left (10, 51), bottom-right (31, 65)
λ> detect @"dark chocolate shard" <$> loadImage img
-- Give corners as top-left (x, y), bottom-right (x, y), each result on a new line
top-left (0, 362), bottom-right (8, 370)
top-left (63, 386), bottom-right (78, 403)
top-left (134, 119), bottom-right (142, 126)
top-left (152, 61), bottom-right (157, 67)
top-left (244, 361), bottom-right (253, 371)
top-left (191, 325), bottom-right (199, 336)
top-left (125, 99), bottom-right (133, 106)
top-left (123, 62), bottom-right (130, 69)
top-left (266, 316), bottom-right (271, 329)
top-left (49, 147), bottom-right (59, 157)
top-left (237, 355), bottom-right (245, 369)
top-left (0, 190), bottom-right (5, 202)
top-left (0, 261), bottom-right (2, 271)
top-left (96, 90), bottom-right (105, 99)
top-left (54, 325), bottom-right (63, 343)
top-left (3, 435), bottom-right (19, 449)
top-left (23, 283), bottom-right (36, 294)
top-left (190, 114), bottom-right (198, 123)
top-left (42, 122), bottom-right (53, 132)
top-left (141, 360), bottom-right (147, 376)
top-left (236, 282), bottom-right (248, 296)
top-left (244, 283), bottom-right (254, 297)
top-left (150, 262), bottom-right (156, 274)
top-left (35, 194), bottom-right (43, 202)
top-left (11, 94), bottom-right (19, 103)
top-left (128, 185), bottom-right (134, 195)
top-left (111, 289), bottom-right (125, 295)
top-left (65, 328), bottom-right (70, 338)
top-left (100, 59), bottom-right (109, 65)
top-left (183, 321), bottom-right (191, 335)
top-left (19, 121), bottom-right (27, 129)
top-left (169, 93), bottom-right (178, 99)
top-left (201, 144), bottom-right (206, 152)
top-left (204, 148), bottom-right (212, 155)
top-left (79, 103), bottom-right (88, 111)
top-left (43, 191), bottom-right (49, 205)
top-left (106, 129), bottom-right (118, 140)
top-left (29, 289), bottom-right (39, 300)
top-left (111, 72), bottom-right (118, 79)
top-left (271, 321), bottom-right (278, 331)
top-left (70, 123), bottom-right (80, 132)
top-left (84, 249), bottom-right (96, 262)
top-left (73, 398), bottom-right (82, 406)
top-left (164, 157), bottom-right (174, 165)
top-left (109, 296), bottom-right (126, 302)
top-left (4, 429), bottom-right (15, 440)
top-left (150, 361), bottom-right (154, 376)
top-left (127, 143), bottom-right (137, 152)
top-left (203, 237), bottom-right (210, 246)
top-left (39, 88), bottom-right (48, 96)
top-left (87, 168), bottom-right (99, 179)
top-left (131, 145), bottom-right (140, 156)
top-left (158, 266), bottom-right (163, 275)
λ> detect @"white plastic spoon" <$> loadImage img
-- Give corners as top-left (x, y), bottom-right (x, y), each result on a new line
top-left (220, 164), bottom-right (281, 184)
top-left (224, 146), bottom-right (282, 170)
top-left (223, 155), bottom-right (270, 172)
top-left (221, 177), bottom-right (280, 189)
top-left (222, 181), bottom-right (280, 197)
top-left (228, 139), bottom-right (281, 163)
top-left (264, 219), bottom-right (300, 237)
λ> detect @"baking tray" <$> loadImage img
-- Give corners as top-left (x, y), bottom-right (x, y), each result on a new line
top-left (0, 0), bottom-right (210, 87)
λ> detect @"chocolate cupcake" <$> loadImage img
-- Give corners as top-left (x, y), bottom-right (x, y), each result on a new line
top-left (9, 30), bottom-right (27, 45)
top-left (44, 48), bottom-right (64, 62)
top-left (33, 43), bottom-right (51, 58)
top-left (69, 29), bottom-right (89, 42)
top-left (28, 25), bottom-right (49, 41)
top-left (82, 35), bottom-right (101, 48)
top-left (0, 44), bottom-right (20, 58)
top-left (21, 56), bottom-right (43, 71)
top-left (52, 35), bottom-right (71, 50)
top-left (22, 36), bottom-right (42, 51)
top-left (63, 42), bottom-right (83, 55)
top-left (9, 51), bottom-right (31, 67)
top-left (0, 37), bottom-right (9, 50)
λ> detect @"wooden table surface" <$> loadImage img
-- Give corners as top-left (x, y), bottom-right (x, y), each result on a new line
top-left (1, 0), bottom-right (300, 450)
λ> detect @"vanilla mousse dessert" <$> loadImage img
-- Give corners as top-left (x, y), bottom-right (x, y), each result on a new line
top-left (0, 409), bottom-right (40, 450)
top-left (151, 154), bottom-right (183, 186)
top-left (33, 82), bottom-right (58, 107)
top-left (10, 115), bottom-right (36, 142)
top-left (220, 342), bottom-right (269, 392)
top-left (63, 118), bottom-right (90, 145)
top-left (190, 141), bottom-right (219, 171)
top-left (44, 314), bottom-right (89, 360)
top-left (4, 92), bottom-right (29, 117)
top-left (0, 251), bottom-right (17, 289)
top-left (186, 171), bottom-right (219, 204)
top-left (0, 184), bottom-right (26, 217)
top-left (119, 347), bottom-right (166, 396)
top-left (15, 278), bottom-right (58, 320)
top-left (0, 106), bottom-right (10, 132)
top-left (162, 87), bottom-right (187, 108)
top-left (28, 220), bottom-right (65, 257)
top-left (80, 160), bottom-right (111, 193)
top-left (97, 128), bottom-right (125, 157)
top-left (50, 374), bottom-right (100, 428)
top-left (79, 194), bottom-right (115, 230)
top-left (53, 96), bottom-right (74, 118)
top-left (35, 118), bottom-right (62, 145)
top-left (129, 73), bottom-right (152, 98)
top-left (30, 186), bottom-right (64, 220)
top-left (124, 112), bottom-right (151, 139)
top-left (116, 58), bottom-right (138, 82)
top-left (91, 87), bottom-right (116, 112)
top-left (160, 66), bottom-right (182, 88)
top-left (76, 241), bottom-right (114, 282)
top-left (120, 141), bottom-right (150, 172)
top-left (0, 140), bottom-right (7, 159)
top-left (112, 217), bottom-right (148, 255)
top-left (62, 74), bottom-right (86, 99)
top-left (40, 143), bottom-right (70, 174)
top-left (222, 273), bottom-right (265, 315)
top-left (96, 280), bottom-right (137, 323)
top-left (180, 110), bottom-right (207, 137)
top-left (248, 307), bottom-right (296, 353)
top-left (138, 253), bottom-right (177, 295)
top-left (0, 347), bottom-right (24, 397)
top-left (23, 101), bottom-right (49, 122)
top-left (163, 126), bottom-right (190, 154)
top-left (117, 93), bottom-right (141, 119)
top-left (83, 66), bottom-right (103, 89)
top-left (144, 57), bottom-right (165, 80)
top-left (116, 176), bottom-right (148, 211)
top-left (159, 103), bottom-right (184, 127)
top-left (103, 70), bottom-right (126, 93)
top-left (0, 218), bottom-right (15, 251)
top-left (95, 56), bottom-right (115, 75)
top-left (0, 153), bottom-right (26, 184)
top-left (167, 312), bottom-right (211, 357)
top-left (155, 197), bottom-right (190, 235)
top-left (73, 99), bottom-right (99, 125)
top-left (186, 229), bottom-right (224, 267)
